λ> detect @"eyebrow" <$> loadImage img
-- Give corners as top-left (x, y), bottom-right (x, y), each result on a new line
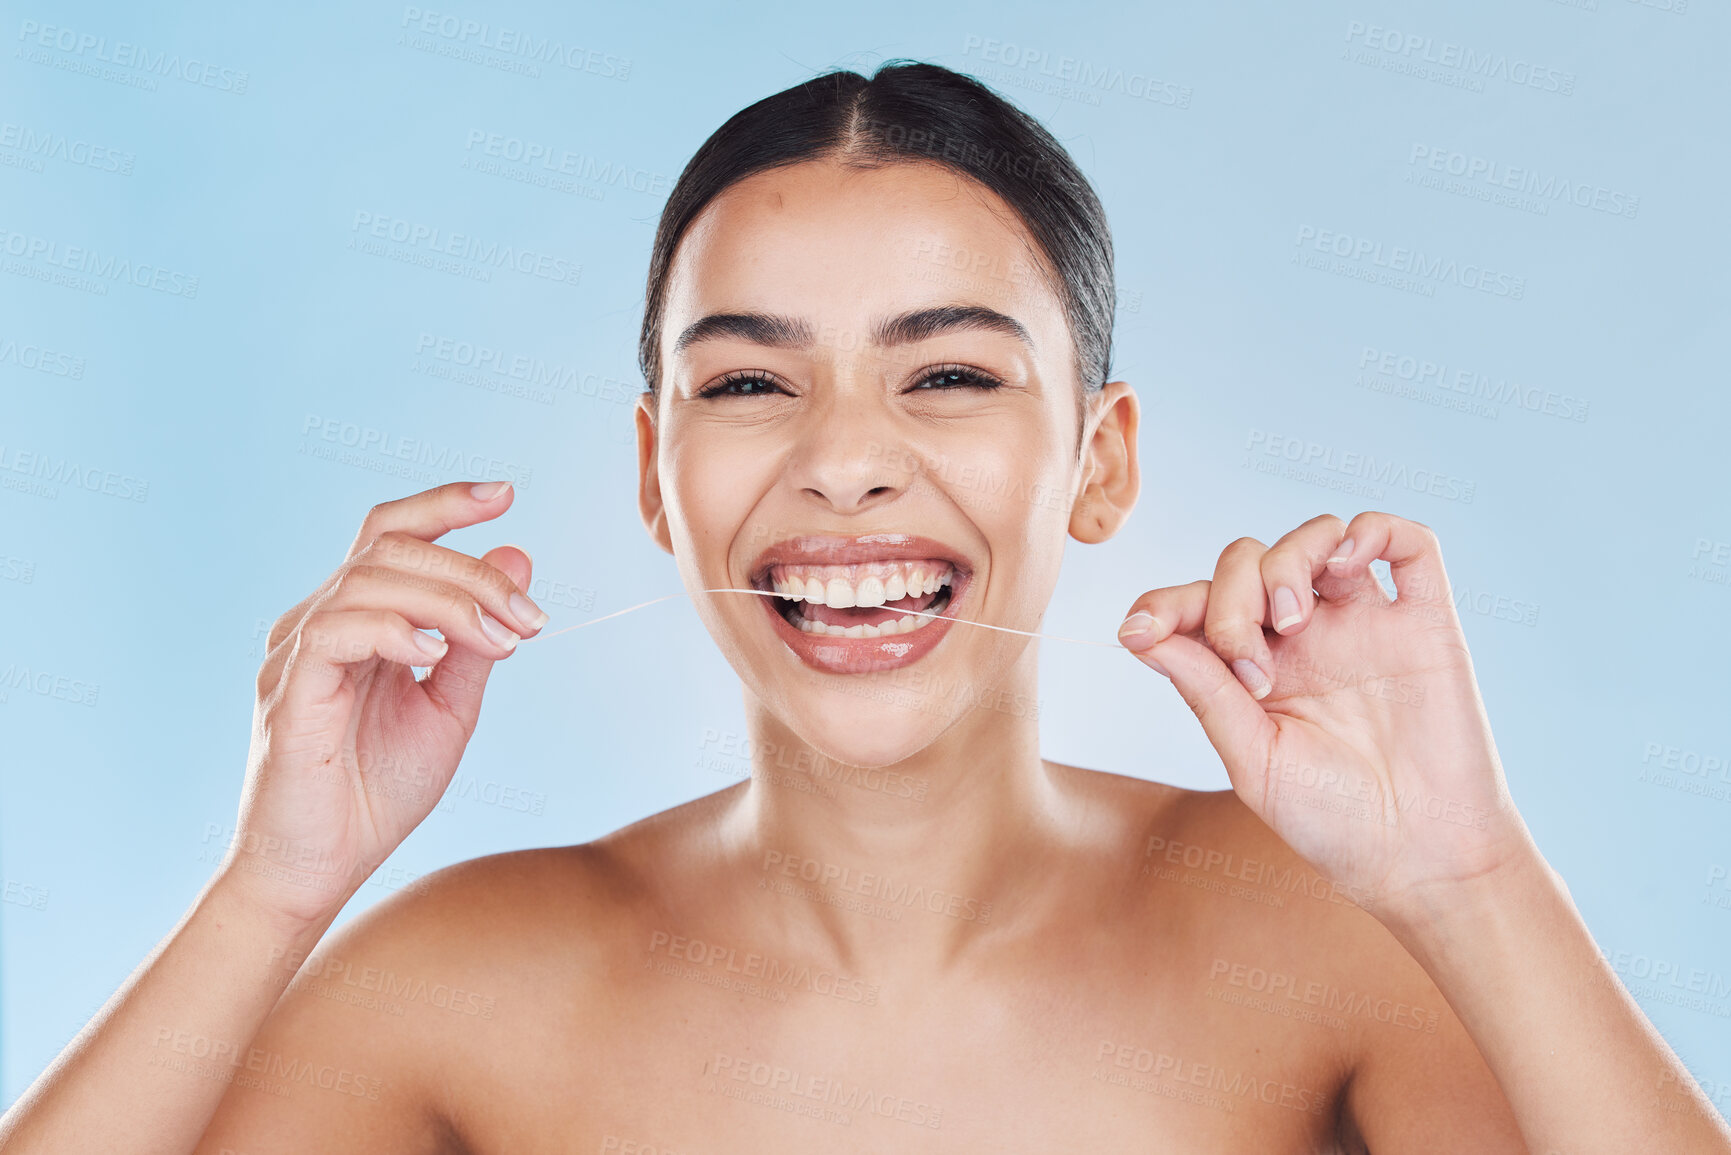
top-left (671, 305), bottom-right (1035, 359)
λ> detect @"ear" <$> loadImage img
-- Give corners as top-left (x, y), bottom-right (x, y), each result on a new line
top-left (1069, 379), bottom-right (1140, 545)
top-left (636, 393), bottom-right (675, 556)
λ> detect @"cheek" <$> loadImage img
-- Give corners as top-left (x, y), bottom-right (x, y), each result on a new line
top-left (663, 430), bottom-right (770, 558)
top-left (939, 415), bottom-right (1073, 529)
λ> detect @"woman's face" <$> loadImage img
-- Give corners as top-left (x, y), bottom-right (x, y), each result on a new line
top-left (637, 157), bottom-right (1136, 767)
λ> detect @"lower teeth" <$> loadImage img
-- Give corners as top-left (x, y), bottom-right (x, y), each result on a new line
top-left (785, 588), bottom-right (952, 639)
top-left (797, 613), bottom-right (920, 638)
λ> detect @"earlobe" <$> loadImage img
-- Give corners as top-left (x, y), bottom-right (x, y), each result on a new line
top-left (1069, 380), bottom-right (1140, 546)
top-left (635, 396), bottom-right (675, 556)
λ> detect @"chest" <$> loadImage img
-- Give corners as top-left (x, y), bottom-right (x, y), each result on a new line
top-left (447, 945), bottom-right (1349, 1155)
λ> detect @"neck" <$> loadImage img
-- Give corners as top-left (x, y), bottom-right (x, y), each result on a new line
top-left (721, 643), bottom-right (1071, 974)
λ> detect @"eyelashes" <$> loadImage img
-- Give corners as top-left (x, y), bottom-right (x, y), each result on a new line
top-left (695, 363), bottom-right (1006, 399)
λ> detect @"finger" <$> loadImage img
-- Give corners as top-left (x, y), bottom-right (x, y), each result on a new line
top-left (419, 545), bottom-right (533, 732)
top-left (1257, 514), bottom-right (1347, 637)
top-left (275, 610), bottom-right (448, 711)
top-left (358, 533), bottom-right (546, 635)
top-left (1310, 519), bottom-right (1391, 612)
top-left (1140, 630), bottom-right (1278, 804)
top-left (267, 482), bottom-right (521, 654)
top-left (1203, 537), bottom-right (1275, 701)
top-left (1117, 580), bottom-right (1212, 669)
top-left (304, 565), bottom-right (526, 659)
top-left (1330, 511), bottom-right (1456, 618)
top-left (345, 480), bottom-right (517, 562)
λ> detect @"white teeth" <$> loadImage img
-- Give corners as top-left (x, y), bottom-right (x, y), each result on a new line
top-left (771, 562), bottom-right (954, 608)
top-left (795, 614), bottom-right (925, 637)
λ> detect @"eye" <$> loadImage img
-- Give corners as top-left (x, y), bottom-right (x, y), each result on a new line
top-left (695, 371), bottom-right (789, 399)
top-left (912, 364), bottom-right (1005, 391)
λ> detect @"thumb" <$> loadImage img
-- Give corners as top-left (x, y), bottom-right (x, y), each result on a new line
top-left (422, 544), bottom-right (534, 730)
top-left (1137, 632), bottom-right (1278, 807)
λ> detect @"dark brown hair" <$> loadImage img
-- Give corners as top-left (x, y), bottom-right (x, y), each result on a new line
top-left (638, 59), bottom-right (1115, 447)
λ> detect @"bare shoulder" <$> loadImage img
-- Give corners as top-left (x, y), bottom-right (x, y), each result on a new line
top-left (323, 784), bottom-right (742, 982)
top-left (197, 793), bottom-right (733, 1153)
top-left (1055, 765), bottom-right (1522, 1150)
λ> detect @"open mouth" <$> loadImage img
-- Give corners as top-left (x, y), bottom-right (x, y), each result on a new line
top-left (754, 560), bottom-right (961, 640)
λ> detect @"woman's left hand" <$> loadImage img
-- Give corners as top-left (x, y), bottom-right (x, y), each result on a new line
top-left (1117, 511), bottom-right (1537, 919)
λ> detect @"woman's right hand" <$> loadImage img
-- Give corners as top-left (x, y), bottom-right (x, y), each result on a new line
top-left (218, 480), bottom-right (547, 929)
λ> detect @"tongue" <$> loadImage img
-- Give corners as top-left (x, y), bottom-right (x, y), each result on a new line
top-left (803, 589), bottom-right (940, 629)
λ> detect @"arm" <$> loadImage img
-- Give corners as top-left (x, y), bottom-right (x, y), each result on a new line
top-left (0, 481), bottom-right (545, 1153)
top-left (1118, 510), bottom-right (1731, 1153)
top-left (0, 876), bottom-right (334, 1152)
top-left (1378, 849), bottom-right (1727, 1150)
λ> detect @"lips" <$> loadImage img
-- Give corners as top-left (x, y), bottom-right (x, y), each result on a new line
top-left (745, 533), bottom-right (974, 675)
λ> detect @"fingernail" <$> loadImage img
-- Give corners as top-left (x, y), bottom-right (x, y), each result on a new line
top-left (1145, 656), bottom-right (1171, 678)
top-left (1117, 611), bottom-right (1161, 650)
top-left (1325, 537), bottom-right (1355, 566)
top-left (1232, 658), bottom-right (1272, 700)
top-left (502, 541), bottom-right (534, 566)
top-left (412, 631), bottom-right (448, 660)
top-left (476, 604), bottom-right (519, 651)
top-left (509, 591), bottom-right (550, 631)
top-left (1272, 586), bottom-right (1302, 633)
top-left (471, 480), bottom-right (512, 501)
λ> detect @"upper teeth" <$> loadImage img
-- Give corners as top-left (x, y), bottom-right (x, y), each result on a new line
top-left (767, 561), bottom-right (955, 608)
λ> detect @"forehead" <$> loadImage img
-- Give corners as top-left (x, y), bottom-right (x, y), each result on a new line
top-left (661, 159), bottom-right (1066, 360)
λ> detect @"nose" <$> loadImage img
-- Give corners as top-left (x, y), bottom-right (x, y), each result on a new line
top-left (784, 377), bottom-right (910, 514)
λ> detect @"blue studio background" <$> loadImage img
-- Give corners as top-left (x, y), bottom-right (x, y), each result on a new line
top-left (2, 0), bottom-right (1728, 1114)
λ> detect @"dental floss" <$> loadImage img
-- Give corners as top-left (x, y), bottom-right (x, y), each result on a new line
top-left (522, 587), bottom-right (1127, 650)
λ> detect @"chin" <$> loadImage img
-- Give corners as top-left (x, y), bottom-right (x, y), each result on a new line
top-left (786, 684), bottom-right (963, 772)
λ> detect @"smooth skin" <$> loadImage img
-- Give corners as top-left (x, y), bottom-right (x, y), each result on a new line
top-left (2, 158), bottom-right (1726, 1154)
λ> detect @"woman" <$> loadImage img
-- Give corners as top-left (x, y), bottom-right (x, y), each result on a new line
top-left (2, 61), bottom-right (1724, 1154)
